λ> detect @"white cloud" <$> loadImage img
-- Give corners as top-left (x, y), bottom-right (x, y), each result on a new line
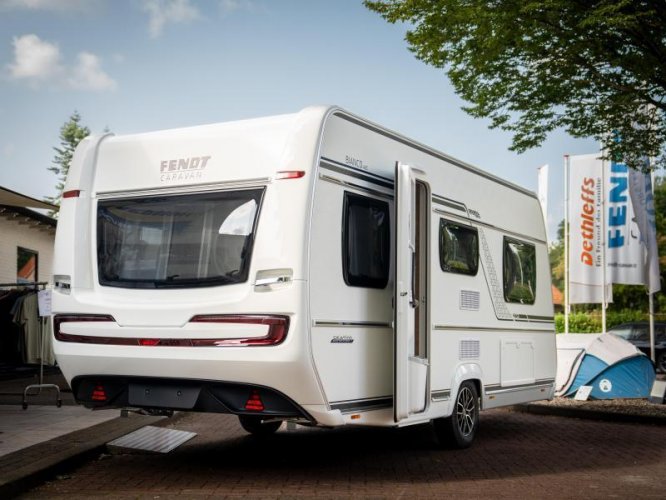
top-left (7, 34), bottom-right (63, 83)
top-left (7, 34), bottom-right (117, 92)
top-left (141, 0), bottom-right (200, 39)
top-left (0, 0), bottom-right (98, 11)
top-left (68, 52), bottom-right (117, 91)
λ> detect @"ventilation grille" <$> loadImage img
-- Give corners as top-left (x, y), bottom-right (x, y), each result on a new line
top-left (459, 340), bottom-right (480, 360)
top-left (460, 289), bottom-right (480, 311)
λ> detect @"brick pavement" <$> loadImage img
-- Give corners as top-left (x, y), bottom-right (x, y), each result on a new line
top-left (20, 409), bottom-right (666, 498)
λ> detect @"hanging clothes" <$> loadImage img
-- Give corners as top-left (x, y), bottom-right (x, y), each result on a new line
top-left (0, 290), bottom-right (27, 363)
top-left (12, 292), bottom-right (55, 366)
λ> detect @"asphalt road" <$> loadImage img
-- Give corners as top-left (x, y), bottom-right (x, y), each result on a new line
top-left (20, 409), bottom-right (665, 498)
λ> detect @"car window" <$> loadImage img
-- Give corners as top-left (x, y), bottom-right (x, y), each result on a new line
top-left (632, 325), bottom-right (649, 341)
top-left (610, 327), bottom-right (632, 340)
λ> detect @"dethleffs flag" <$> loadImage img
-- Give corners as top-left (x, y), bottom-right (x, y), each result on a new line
top-left (568, 154), bottom-right (651, 303)
top-left (628, 168), bottom-right (661, 293)
top-left (568, 154), bottom-right (612, 303)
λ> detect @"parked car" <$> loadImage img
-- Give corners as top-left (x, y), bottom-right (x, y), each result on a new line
top-left (608, 322), bottom-right (666, 373)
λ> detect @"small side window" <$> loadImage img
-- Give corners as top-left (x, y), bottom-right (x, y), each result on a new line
top-left (439, 220), bottom-right (478, 276)
top-left (342, 192), bottom-right (390, 288)
top-left (17, 247), bottom-right (38, 283)
top-left (503, 237), bottom-right (536, 304)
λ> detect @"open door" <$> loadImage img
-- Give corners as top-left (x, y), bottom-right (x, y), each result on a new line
top-left (394, 162), bottom-right (429, 422)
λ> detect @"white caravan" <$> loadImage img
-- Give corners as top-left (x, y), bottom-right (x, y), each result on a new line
top-left (52, 106), bottom-right (556, 447)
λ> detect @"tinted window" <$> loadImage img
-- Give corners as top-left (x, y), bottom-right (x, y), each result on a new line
top-left (342, 192), bottom-right (390, 288)
top-left (503, 237), bottom-right (536, 304)
top-left (439, 220), bottom-right (478, 275)
top-left (97, 189), bottom-right (264, 288)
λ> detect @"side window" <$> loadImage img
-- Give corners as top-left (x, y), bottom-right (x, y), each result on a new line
top-left (342, 192), bottom-right (390, 288)
top-left (439, 219), bottom-right (478, 276)
top-left (17, 247), bottom-right (38, 283)
top-left (503, 237), bottom-right (536, 304)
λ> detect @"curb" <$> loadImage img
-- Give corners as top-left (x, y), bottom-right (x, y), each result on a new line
top-left (511, 403), bottom-right (666, 425)
top-left (0, 412), bottom-right (178, 498)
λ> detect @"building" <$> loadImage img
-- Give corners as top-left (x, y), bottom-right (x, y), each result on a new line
top-left (0, 186), bottom-right (56, 285)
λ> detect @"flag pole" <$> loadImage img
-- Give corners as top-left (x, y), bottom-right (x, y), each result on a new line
top-left (564, 155), bottom-right (570, 334)
top-left (600, 156), bottom-right (607, 334)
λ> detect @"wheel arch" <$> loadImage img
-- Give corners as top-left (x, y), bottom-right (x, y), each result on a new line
top-left (450, 362), bottom-right (484, 409)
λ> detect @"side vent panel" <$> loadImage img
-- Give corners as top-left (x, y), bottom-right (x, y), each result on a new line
top-left (459, 339), bottom-right (480, 360)
top-left (460, 289), bottom-right (480, 311)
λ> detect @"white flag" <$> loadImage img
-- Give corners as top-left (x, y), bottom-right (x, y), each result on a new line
top-left (605, 160), bottom-right (645, 285)
top-left (568, 154), bottom-right (612, 303)
top-left (537, 164), bottom-right (548, 241)
top-left (628, 168), bottom-right (661, 293)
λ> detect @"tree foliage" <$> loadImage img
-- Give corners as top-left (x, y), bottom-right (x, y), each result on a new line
top-left (365, 0), bottom-right (666, 170)
top-left (47, 111), bottom-right (90, 210)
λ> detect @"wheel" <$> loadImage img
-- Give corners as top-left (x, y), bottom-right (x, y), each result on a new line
top-left (433, 380), bottom-right (479, 449)
top-left (238, 415), bottom-right (282, 436)
top-left (657, 352), bottom-right (666, 373)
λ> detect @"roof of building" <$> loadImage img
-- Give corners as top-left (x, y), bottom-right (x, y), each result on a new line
top-left (0, 186), bottom-right (56, 211)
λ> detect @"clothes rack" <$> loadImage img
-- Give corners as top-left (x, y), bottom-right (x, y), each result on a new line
top-left (0, 281), bottom-right (62, 409)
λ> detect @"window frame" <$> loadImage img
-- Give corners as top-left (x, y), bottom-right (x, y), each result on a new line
top-left (341, 191), bottom-right (390, 289)
top-left (96, 188), bottom-right (265, 289)
top-left (17, 246), bottom-right (39, 283)
top-left (438, 219), bottom-right (479, 276)
top-left (502, 236), bottom-right (537, 305)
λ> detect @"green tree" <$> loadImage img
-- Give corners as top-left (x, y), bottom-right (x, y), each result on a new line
top-left (364, 0), bottom-right (666, 170)
top-left (47, 111), bottom-right (90, 211)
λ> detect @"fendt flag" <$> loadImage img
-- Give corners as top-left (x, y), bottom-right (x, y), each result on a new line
top-left (568, 154), bottom-right (652, 304)
top-left (628, 168), bottom-right (662, 294)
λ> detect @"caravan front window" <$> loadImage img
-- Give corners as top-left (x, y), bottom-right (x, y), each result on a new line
top-left (97, 189), bottom-right (264, 288)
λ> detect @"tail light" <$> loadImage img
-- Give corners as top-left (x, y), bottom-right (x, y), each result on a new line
top-left (54, 314), bottom-right (289, 347)
top-left (91, 384), bottom-right (107, 402)
top-left (189, 315), bottom-right (289, 346)
top-left (54, 314), bottom-right (116, 343)
top-left (244, 389), bottom-right (265, 411)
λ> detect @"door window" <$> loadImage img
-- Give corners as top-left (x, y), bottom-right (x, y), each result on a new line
top-left (342, 191), bottom-right (390, 288)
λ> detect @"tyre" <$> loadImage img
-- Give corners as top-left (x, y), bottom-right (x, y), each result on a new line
top-left (657, 351), bottom-right (666, 374)
top-left (238, 415), bottom-right (282, 436)
top-left (433, 380), bottom-right (479, 449)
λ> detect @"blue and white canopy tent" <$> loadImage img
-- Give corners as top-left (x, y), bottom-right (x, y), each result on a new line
top-left (556, 334), bottom-right (655, 399)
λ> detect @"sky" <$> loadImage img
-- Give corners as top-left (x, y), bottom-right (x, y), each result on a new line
top-left (0, 0), bottom-right (599, 241)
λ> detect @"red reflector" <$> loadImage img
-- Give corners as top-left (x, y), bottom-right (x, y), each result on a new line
top-left (275, 170), bottom-right (305, 180)
top-left (91, 384), bottom-right (107, 401)
top-left (244, 389), bottom-right (265, 411)
top-left (139, 339), bottom-right (160, 346)
top-left (63, 190), bottom-right (81, 198)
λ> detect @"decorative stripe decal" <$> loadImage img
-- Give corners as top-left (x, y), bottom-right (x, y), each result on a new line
top-left (330, 396), bottom-right (393, 413)
top-left (431, 195), bottom-right (466, 212)
top-left (333, 112), bottom-right (538, 199)
top-left (484, 379), bottom-right (555, 395)
top-left (319, 174), bottom-right (393, 201)
top-left (433, 325), bottom-right (553, 332)
top-left (313, 320), bottom-right (392, 328)
top-left (320, 158), bottom-right (393, 189)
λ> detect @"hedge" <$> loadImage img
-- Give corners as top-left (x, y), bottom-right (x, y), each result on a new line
top-left (554, 310), bottom-right (666, 333)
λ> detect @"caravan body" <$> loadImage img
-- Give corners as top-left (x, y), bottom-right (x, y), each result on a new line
top-left (52, 106), bottom-right (556, 445)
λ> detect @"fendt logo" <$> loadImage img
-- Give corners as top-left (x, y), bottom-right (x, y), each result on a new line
top-left (160, 155), bottom-right (211, 182)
